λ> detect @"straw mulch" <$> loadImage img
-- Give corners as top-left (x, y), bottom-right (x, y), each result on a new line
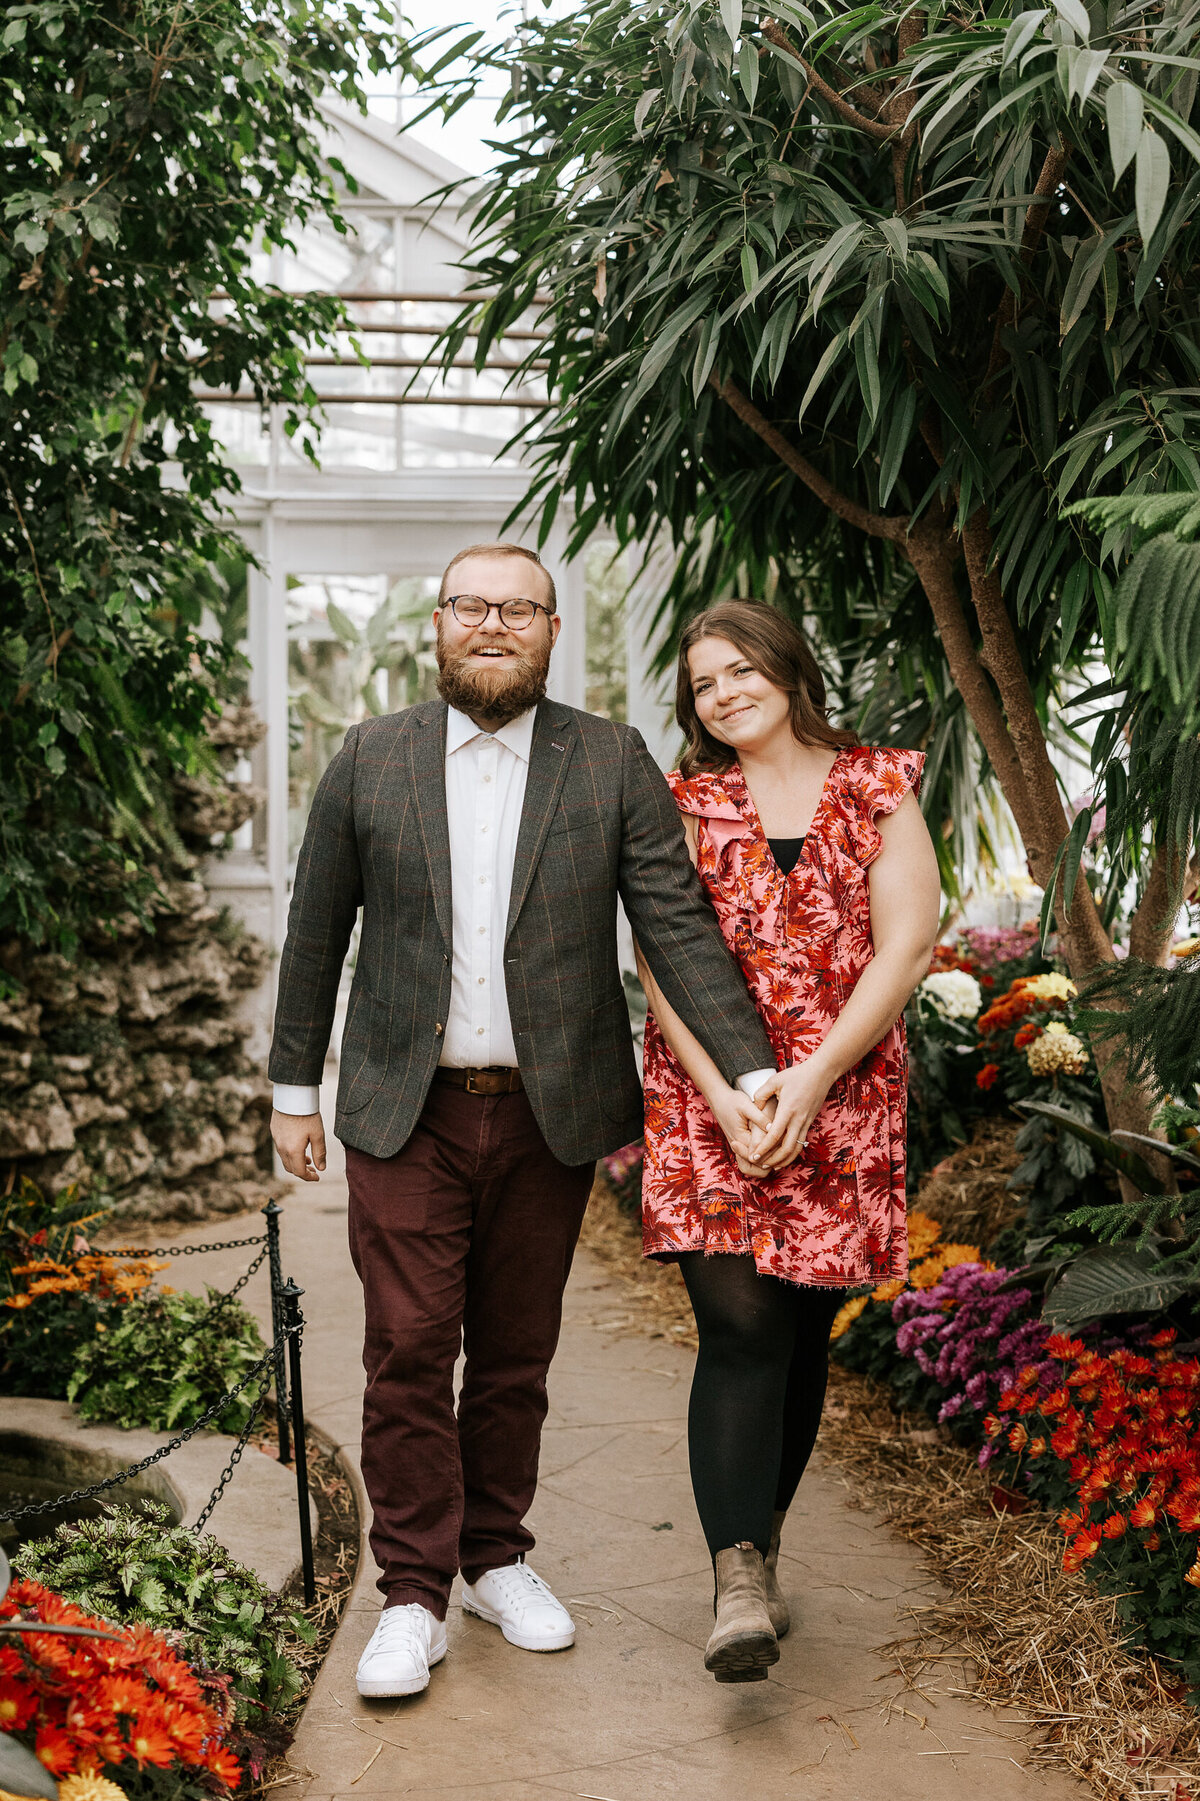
top-left (910, 1116), bottom-right (1027, 1246)
top-left (580, 1172), bottom-right (1200, 1801)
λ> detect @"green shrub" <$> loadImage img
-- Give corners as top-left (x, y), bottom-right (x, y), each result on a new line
top-left (67, 1287), bottom-right (267, 1432)
top-left (15, 1501), bottom-right (313, 1719)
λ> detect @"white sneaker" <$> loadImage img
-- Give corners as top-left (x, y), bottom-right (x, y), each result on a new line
top-left (356, 1603), bottom-right (447, 1697)
top-left (461, 1562), bottom-right (575, 1652)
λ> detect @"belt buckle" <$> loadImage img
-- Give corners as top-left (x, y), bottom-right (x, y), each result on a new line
top-left (463, 1068), bottom-right (483, 1095)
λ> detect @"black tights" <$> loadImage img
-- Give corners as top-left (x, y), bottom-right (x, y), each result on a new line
top-left (678, 1252), bottom-right (844, 1558)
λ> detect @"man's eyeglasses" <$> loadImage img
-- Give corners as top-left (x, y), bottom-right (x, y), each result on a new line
top-left (444, 595), bottom-right (552, 630)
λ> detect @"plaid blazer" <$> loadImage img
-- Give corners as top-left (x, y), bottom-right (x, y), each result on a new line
top-left (268, 698), bottom-right (775, 1165)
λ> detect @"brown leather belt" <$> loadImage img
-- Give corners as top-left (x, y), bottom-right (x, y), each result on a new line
top-left (433, 1065), bottom-right (523, 1096)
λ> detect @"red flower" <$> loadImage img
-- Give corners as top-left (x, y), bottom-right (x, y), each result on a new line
top-left (1101, 1513), bottom-right (1127, 1539)
top-left (975, 1062), bottom-right (1000, 1091)
top-left (35, 1725), bottom-right (77, 1778)
top-left (1013, 1021), bottom-right (1041, 1049)
top-left (0, 1675), bottom-right (37, 1731)
top-left (1129, 1498), bottom-right (1158, 1528)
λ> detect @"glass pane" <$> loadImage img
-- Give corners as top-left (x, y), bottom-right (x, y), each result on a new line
top-left (287, 573), bottom-right (440, 866)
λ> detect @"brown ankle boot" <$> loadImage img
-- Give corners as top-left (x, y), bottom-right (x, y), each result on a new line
top-left (704, 1543), bottom-right (779, 1683)
top-left (763, 1509), bottom-right (790, 1638)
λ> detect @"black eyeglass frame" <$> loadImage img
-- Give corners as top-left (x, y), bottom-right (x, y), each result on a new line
top-left (443, 594), bottom-right (554, 630)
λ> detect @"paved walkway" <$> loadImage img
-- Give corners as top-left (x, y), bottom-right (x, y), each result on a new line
top-left (153, 1145), bottom-right (1087, 1801)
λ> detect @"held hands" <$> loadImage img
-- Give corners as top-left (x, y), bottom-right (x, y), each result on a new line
top-left (706, 1085), bottom-right (773, 1176)
top-left (270, 1110), bottom-right (326, 1182)
top-left (749, 1058), bottom-right (835, 1170)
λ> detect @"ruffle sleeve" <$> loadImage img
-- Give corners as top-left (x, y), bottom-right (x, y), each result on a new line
top-left (842, 747), bottom-right (925, 869)
top-left (665, 769), bottom-right (743, 821)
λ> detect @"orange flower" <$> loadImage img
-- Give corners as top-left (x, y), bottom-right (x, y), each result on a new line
top-left (35, 1725), bottom-right (77, 1777)
top-left (1013, 1021), bottom-right (1041, 1049)
top-left (1185, 1560), bottom-right (1200, 1589)
top-left (0, 1676), bottom-right (37, 1729)
top-left (1129, 1498), bottom-right (1158, 1528)
top-left (1008, 1424), bottom-right (1028, 1452)
top-left (1101, 1513), bottom-right (1127, 1539)
top-left (975, 1062), bottom-right (1000, 1091)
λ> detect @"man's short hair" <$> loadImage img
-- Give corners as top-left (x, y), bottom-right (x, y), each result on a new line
top-left (437, 542), bottom-right (557, 611)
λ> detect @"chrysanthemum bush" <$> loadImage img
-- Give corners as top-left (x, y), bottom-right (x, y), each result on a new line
top-left (1, 1176), bottom-right (267, 1434)
top-left (0, 1177), bottom-right (166, 1399)
top-left (15, 1503), bottom-right (312, 1730)
top-left (835, 1227), bottom-right (1200, 1697)
top-left (0, 1576), bottom-right (242, 1797)
top-left (985, 1329), bottom-right (1200, 1694)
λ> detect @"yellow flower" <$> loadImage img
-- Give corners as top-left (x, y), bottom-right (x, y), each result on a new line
top-left (830, 1294), bottom-right (869, 1340)
top-left (58, 1777), bottom-right (130, 1801)
top-left (1022, 972), bottom-right (1077, 1002)
top-left (1027, 1024), bottom-right (1089, 1077)
top-left (1171, 936), bottom-right (1200, 959)
top-left (1185, 1559), bottom-right (1200, 1590)
top-left (906, 1210), bottom-right (942, 1259)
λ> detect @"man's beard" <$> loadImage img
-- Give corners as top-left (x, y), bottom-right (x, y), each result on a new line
top-left (435, 622), bottom-right (551, 727)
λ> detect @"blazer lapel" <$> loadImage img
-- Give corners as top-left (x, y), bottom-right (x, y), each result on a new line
top-left (506, 702), bottom-right (576, 941)
top-left (407, 702), bottom-right (453, 955)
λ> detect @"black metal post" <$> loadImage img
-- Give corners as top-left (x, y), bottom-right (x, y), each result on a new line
top-left (263, 1200), bottom-right (291, 1464)
top-left (280, 1278), bottom-right (315, 1607)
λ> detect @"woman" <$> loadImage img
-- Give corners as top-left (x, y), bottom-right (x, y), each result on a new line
top-left (635, 601), bottom-right (941, 1684)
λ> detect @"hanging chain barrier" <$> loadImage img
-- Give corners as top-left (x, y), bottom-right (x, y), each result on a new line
top-left (101, 1232), bottom-right (270, 1259)
top-left (0, 1202), bottom-right (316, 1605)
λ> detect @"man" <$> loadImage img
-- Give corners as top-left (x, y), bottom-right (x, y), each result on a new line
top-left (270, 542), bottom-right (776, 1698)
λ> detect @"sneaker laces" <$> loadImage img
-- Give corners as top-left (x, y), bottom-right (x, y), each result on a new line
top-left (485, 1564), bottom-right (558, 1613)
top-left (370, 1604), bottom-right (430, 1654)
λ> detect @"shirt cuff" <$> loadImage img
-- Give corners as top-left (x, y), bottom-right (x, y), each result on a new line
top-left (736, 1068), bottom-right (777, 1100)
top-left (273, 1083), bottom-right (321, 1115)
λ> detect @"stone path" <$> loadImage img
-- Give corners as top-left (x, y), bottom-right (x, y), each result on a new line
top-left (156, 1144), bottom-right (1087, 1801)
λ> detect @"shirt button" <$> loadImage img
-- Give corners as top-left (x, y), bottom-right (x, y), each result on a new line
top-left (478, 925), bottom-right (487, 935)
top-left (479, 875), bottom-right (487, 885)
top-left (483, 774), bottom-right (492, 783)
top-left (478, 976), bottom-right (485, 985)
top-left (476, 1026), bottom-right (484, 1036)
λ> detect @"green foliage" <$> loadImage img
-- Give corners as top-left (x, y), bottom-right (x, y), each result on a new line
top-left (67, 1288), bottom-right (267, 1433)
top-left (14, 1501), bottom-right (314, 1719)
top-left (0, 0), bottom-right (412, 953)
top-left (1075, 951), bottom-right (1200, 1099)
top-left (416, 0), bottom-right (1200, 1038)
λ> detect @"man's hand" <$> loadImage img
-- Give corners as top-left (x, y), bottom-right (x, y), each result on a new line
top-left (271, 1110), bottom-right (326, 1182)
top-left (706, 1084), bottom-right (772, 1174)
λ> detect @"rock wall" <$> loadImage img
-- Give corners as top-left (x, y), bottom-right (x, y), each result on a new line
top-left (0, 703), bottom-right (283, 1224)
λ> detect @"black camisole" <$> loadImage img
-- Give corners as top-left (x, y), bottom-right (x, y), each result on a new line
top-left (766, 835), bottom-right (805, 876)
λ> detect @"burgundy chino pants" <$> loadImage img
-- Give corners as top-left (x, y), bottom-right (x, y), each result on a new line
top-left (344, 1083), bottom-right (594, 1619)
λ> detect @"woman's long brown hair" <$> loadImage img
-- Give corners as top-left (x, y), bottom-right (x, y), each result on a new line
top-left (675, 600), bottom-right (857, 777)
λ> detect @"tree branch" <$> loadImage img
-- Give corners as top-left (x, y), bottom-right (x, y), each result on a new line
top-left (903, 517), bottom-right (1038, 842)
top-left (984, 140), bottom-right (1070, 390)
top-left (762, 20), bottom-right (894, 142)
top-left (712, 374), bottom-right (909, 541)
top-left (1128, 844), bottom-right (1185, 967)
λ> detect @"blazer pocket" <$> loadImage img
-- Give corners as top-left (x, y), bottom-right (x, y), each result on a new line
top-left (338, 988), bottom-right (391, 1114)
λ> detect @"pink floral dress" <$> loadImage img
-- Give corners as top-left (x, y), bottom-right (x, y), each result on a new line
top-left (641, 747), bottom-right (925, 1289)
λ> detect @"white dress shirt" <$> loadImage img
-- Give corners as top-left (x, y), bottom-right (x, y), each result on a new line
top-left (272, 704), bottom-right (776, 1115)
top-left (439, 703), bottom-right (533, 1069)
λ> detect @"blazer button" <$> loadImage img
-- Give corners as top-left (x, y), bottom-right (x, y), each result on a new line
top-left (434, 1023), bottom-right (444, 1036)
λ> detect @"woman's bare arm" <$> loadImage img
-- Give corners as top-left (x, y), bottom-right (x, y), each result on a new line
top-left (752, 790), bottom-right (941, 1167)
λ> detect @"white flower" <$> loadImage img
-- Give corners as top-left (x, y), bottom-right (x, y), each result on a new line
top-left (919, 970), bottom-right (983, 1020)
